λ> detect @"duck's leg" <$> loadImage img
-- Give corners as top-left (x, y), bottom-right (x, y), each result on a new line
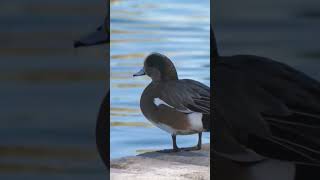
top-left (158, 134), bottom-right (180, 153)
top-left (197, 132), bottom-right (202, 150)
top-left (172, 134), bottom-right (180, 152)
top-left (181, 132), bottom-right (202, 151)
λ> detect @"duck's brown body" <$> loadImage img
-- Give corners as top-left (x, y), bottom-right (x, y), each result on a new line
top-left (140, 82), bottom-right (205, 135)
top-left (134, 53), bottom-right (210, 151)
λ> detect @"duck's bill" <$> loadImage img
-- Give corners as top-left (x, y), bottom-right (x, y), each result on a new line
top-left (74, 26), bottom-right (109, 48)
top-left (133, 68), bottom-right (146, 77)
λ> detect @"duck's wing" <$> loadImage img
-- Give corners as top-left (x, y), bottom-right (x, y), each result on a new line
top-left (216, 55), bottom-right (320, 164)
top-left (158, 79), bottom-right (210, 114)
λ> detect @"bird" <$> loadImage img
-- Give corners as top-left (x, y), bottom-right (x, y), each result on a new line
top-left (212, 25), bottom-right (320, 163)
top-left (73, 2), bottom-right (110, 169)
top-left (133, 53), bottom-right (210, 152)
top-left (212, 23), bottom-right (320, 179)
top-left (74, 14), bottom-right (109, 48)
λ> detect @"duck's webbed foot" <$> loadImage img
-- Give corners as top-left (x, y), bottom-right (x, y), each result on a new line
top-left (158, 148), bottom-right (180, 153)
top-left (158, 134), bottom-right (181, 153)
top-left (159, 133), bottom-right (203, 153)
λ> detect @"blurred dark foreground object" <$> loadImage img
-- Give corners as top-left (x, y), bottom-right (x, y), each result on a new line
top-left (74, 12), bottom-right (110, 170)
top-left (74, 17), bottom-right (109, 48)
top-left (214, 155), bottom-right (320, 180)
top-left (212, 22), bottom-right (320, 179)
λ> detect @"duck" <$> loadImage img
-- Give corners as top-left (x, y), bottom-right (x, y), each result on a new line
top-left (212, 22), bottom-right (320, 178)
top-left (133, 53), bottom-right (210, 152)
top-left (212, 24), bottom-right (320, 163)
top-left (73, 8), bottom-right (110, 168)
top-left (74, 15), bottom-right (109, 48)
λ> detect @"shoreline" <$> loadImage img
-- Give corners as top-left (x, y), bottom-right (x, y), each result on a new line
top-left (110, 144), bottom-right (210, 180)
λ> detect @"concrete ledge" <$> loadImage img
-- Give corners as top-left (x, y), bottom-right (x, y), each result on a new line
top-left (110, 144), bottom-right (210, 180)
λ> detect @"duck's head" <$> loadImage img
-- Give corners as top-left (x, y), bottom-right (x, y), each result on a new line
top-left (133, 53), bottom-right (178, 81)
top-left (74, 15), bottom-right (109, 48)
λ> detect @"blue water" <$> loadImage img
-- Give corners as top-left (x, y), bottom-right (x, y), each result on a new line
top-left (110, 0), bottom-right (210, 159)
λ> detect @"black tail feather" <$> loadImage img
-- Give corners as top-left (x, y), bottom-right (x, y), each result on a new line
top-left (202, 114), bottom-right (210, 132)
top-left (252, 110), bottom-right (320, 163)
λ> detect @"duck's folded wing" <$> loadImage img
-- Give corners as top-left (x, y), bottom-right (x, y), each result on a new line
top-left (214, 109), bottom-right (267, 163)
top-left (158, 79), bottom-right (210, 114)
top-left (237, 55), bottom-right (320, 163)
top-left (217, 56), bottom-right (320, 164)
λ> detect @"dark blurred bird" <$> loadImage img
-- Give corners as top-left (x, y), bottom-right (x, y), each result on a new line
top-left (212, 24), bottom-right (320, 179)
top-left (73, 2), bottom-right (110, 169)
top-left (133, 53), bottom-right (210, 151)
top-left (73, 14), bottom-right (109, 48)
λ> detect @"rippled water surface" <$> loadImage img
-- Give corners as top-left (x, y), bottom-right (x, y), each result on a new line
top-left (110, 0), bottom-right (210, 159)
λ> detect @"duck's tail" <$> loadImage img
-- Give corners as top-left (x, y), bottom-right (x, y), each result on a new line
top-left (249, 109), bottom-right (320, 164)
top-left (211, 25), bottom-right (219, 59)
top-left (202, 114), bottom-right (211, 132)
